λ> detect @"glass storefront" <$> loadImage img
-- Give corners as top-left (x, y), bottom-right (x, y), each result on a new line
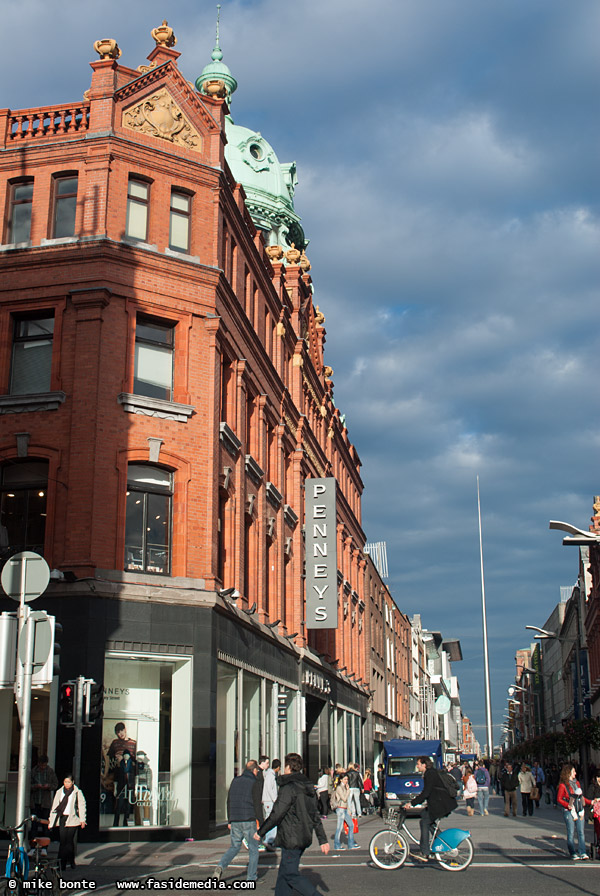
top-left (216, 659), bottom-right (298, 824)
top-left (100, 653), bottom-right (191, 829)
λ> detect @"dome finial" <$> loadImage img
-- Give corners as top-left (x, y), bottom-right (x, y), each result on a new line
top-left (196, 3), bottom-right (237, 103)
top-left (212, 5), bottom-right (223, 62)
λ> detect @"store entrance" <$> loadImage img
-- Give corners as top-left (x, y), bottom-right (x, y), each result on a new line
top-left (304, 695), bottom-right (328, 781)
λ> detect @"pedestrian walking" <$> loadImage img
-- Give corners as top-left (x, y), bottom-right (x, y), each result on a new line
top-left (500, 762), bottom-right (518, 817)
top-left (48, 775), bottom-right (86, 872)
top-left (587, 769), bottom-right (600, 855)
top-left (347, 763), bottom-right (363, 819)
top-left (474, 762), bottom-right (490, 816)
top-left (213, 760), bottom-right (261, 883)
top-left (463, 766), bottom-right (477, 816)
top-left (316, 768), bottom-right (330, 818)
top-left (30, 755), bottom-right (58, 844)
top-left (262, 757), bottom-right (280, 848)
top-left (256, 752), bottom-right (329, 895)
top-left (377, 763), bottom-right (385, 816)
top-left (532, 761), bottom-right (545, 808)
top-left (331, 773), bottom-right (357, 850)
top-left (557, 763), bottom-right (594, 860)
top-left (518, 763), bottom-right (536, 817)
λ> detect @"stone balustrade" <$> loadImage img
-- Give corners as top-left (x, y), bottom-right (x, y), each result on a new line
top-left (5, 104), bottom-right (90, 142)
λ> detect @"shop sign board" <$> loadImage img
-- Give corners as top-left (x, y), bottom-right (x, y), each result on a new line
top-left (305, 477), bottom-right (338, 629)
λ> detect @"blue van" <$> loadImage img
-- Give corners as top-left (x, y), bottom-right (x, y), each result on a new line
top-left (383, 739), bottom-right (443, 806)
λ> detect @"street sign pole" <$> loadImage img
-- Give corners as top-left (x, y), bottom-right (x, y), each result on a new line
top-left (2, 552), bottom-right (50, 847)
top-left (73, 675), bottom-right (85, 786)
top-left (15, 559), bottom-right (33, 847)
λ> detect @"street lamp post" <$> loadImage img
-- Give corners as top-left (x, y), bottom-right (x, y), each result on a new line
top-left (526, 619), bottom-right (589, 786)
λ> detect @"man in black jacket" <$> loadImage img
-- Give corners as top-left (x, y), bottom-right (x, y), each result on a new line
top-left (403, 756), bottom-right (457, 860)
top-left (214, 760), bottom-right (260, 882)
top-left (257, 752), bottom-right (329, 895)
top-left (500, 762), bottom-right (519, 817)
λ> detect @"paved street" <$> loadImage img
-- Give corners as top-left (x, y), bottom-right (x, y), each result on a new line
top-left (43, 793), bottom-right (600, 895)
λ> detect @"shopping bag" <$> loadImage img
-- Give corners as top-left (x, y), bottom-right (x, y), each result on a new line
top-left (343, 820), bottom-right (349, 835)
top-left (353, 817), bottom-right (359, 834)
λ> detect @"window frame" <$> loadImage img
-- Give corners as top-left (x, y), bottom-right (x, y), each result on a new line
top-left (125, 176), bottom-right (150, 242)
top-left (0, 460), bottom-right (49, 557)
top-left (133, 315), bottom-right (175, 402)
top-left (168, 189), bottom-right (191, 253)
top-left (6, 178), bottom-right (34, 244)
top-left (9, 312), bottom-right (55, 395)
top-left (51, 173), bottom-right (78, 239)
top-left (124, 465), bottom-right (173, 576)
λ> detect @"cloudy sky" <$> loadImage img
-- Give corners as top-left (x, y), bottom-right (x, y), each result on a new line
top-left (5, 0), bottom-right (599, 745)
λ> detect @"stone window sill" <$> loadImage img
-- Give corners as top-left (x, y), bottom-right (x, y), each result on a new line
top-left (118, 393), bottom-right (194, 422)
top-left (0, 391), bottom-right (66, 414)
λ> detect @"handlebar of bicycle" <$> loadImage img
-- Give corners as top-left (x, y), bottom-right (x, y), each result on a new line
top-left (0, 815), bottom-right (37, 834)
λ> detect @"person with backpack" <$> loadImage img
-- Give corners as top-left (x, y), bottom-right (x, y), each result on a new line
top-left (255, 752), bottom-right (330, 894)
top-left (402, 756), bottom-right (457, 861)
top-left (475, 762), bottom-right (491, 816)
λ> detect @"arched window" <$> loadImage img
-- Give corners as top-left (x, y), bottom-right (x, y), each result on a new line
top-left (124, 465), bottom-right (172, 575)
top-left (0, 461), bottom-right (48, 558)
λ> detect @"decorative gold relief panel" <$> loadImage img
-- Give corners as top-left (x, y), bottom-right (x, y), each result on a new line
top-left (122, 87), bottom-right (202, 152)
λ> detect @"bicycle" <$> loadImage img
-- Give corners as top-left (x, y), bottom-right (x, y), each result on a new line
top-left (0, 817), bottom-right (60, 895)
top-left (0, 816), bottom-right (32, 895)
top-left (29, 833), bottom-right (61, 895)
top-left (369, 807), bottom-right (474, 872)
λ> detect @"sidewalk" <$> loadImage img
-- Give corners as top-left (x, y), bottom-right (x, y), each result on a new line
top-left (62, 792), bottom-right (582, 888)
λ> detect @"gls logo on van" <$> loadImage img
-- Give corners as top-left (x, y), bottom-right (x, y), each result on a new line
top-left (403, 780), bottom-right (420, 788)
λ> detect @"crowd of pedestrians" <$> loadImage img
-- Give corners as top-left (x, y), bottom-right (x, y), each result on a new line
top-left (444, 755), bottom-right (600, 861)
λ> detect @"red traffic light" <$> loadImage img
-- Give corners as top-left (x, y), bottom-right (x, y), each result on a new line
top-left (64, 685), bottom-right (72, 697)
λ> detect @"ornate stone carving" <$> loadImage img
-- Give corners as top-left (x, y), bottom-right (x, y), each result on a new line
top-left (299, 252), bottom-right (311, 272)
top-left (265, 245), bottom-right (284, 262)
top-left (122, 88), bottom-right (202, 151)
top-left (203, 79), bottom-right (227, 98)
top-left (93, 38), bottom-right (121, 60)
top-left (285, 244), bottom-right (301, 265)
top-left (314, 305), bottom-right (325, 325)
top-left (151, 20), bottom-right (177, 48)
top-left (137, 61), bottom-right (157, 74)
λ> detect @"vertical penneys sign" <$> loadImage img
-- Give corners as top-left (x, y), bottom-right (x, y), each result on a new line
top-left (305, 478), bottom-right (338, 629)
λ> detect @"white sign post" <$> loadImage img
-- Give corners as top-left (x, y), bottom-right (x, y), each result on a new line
top-left (1, 551), bottom-right (50, 845)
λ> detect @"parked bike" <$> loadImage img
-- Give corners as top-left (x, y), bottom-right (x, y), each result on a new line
top-left (369, 807), bottom-right (474, 872)
top-left (0, 816), bottom-right (60, 895)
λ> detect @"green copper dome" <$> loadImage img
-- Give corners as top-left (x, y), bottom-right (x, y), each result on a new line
top-left (224, 121), bottom-right (305, 251)
top-left (196, 7), bottom-right (306, 252)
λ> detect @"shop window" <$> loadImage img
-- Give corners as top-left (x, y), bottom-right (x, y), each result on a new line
top-left (10, 314), bottom-right (54, 395)
top-left (101, 653), bottom-right (191, 829)
top-left (124, 465), bottom-right (172, 575)
top-left (133, 317), bottom-right (174, 400)
top-left (126, 178), bottom-right (149, 241)
top-left (0, 461), bottom-right (48, 559)
top-left (52, 175), bottom-right (78, 238)
top-left (7, 180), bottom-right (34, 244)
top-left (169, 190), bottom-right (191, 252)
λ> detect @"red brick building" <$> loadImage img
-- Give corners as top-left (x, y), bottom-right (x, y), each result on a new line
top-left (0, 24), bottom-right (381, 837)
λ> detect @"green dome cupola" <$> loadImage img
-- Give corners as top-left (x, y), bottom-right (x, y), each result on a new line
top-left (197, 7), bottom-right (306, 253)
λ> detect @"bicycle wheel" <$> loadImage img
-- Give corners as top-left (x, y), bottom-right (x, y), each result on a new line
top-left (434, 835), bottom-right (474, 871)
top-left (369, 828), bottom-right (409, 869)
top-left (40, 866), bottom-right (60, 896)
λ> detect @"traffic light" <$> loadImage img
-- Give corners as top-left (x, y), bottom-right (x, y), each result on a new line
top-left (52, 622), bottom-right (62, 679)
top-left (59, 681), bottom-right (75, 726)
top-left (83, 680), bottom-right (103, 725)
top-left (277, 691), bottom-right (287, 722)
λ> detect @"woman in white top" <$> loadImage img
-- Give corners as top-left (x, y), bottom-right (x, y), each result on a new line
top-left (316, 768), bottom-right (330, 818)
top-left (518, 763), bottom-right (536, 817)
top-left (48, 775), bottom-right (86, 871)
